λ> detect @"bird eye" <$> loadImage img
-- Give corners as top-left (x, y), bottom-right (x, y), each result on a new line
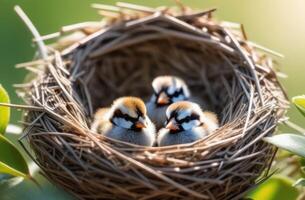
top-left (190, 114), bottom-right (200, 120)
top-left (114, 109), bottom-right (123, 118)
top-left (170, 112), bottom-right (176, 119)
top-left (171, 89), bottom-right (183, 98)
top-left (184, 116), bottom-right (191, 122)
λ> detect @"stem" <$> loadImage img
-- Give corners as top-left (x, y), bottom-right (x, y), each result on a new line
top-left (14, 5), bottom-right (48, 60)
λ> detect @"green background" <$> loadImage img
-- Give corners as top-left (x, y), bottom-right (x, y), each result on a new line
top-left (0, 0), bottom-right (304, 199)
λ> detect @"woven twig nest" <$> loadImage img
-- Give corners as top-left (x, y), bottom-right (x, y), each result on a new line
top-left (19, 3), bottom-right (289, 200)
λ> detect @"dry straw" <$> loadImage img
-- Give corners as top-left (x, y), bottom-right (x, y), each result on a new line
top-left (13, 2), bottom-right (289, 200)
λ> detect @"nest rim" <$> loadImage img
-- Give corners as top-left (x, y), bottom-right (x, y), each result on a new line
top-left (16, 3), bottom-right (289, 200)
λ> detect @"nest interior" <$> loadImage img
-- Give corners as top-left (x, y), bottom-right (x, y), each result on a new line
top-left (20, 4), bottom-right (289, 200)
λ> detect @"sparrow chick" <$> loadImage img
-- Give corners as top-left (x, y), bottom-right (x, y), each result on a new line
top-left (146, 76), bottom-right (191, 129)
top-left (91, 97), bottom-right (156, 146)
top-left (157, 101), bottom-right (219, 146)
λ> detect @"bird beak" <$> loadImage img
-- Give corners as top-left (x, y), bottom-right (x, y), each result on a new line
top-left (166, 119), bottom-right (179, 131)
top-left (135, 117), bottom-right (147, 129)
top-left (157, 92), bottom-right (169, 105)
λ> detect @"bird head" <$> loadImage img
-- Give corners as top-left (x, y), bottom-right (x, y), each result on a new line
top-left (150, 76), bottom-right (190, 107)
top-left (109, 97), bottom-right (149, 131)
top-left (165, 101), bottom-right (203, 132)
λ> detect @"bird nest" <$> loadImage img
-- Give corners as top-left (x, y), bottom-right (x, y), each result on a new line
top-left (17, 2), bottom-right (289, 200)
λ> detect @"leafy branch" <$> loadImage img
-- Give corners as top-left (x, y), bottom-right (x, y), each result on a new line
top-left (0, 85), bottom-right (30, 179)
top-left (263, 95), bottom-right (305, 190)
top-left (263, 95), bottom-right (305, 158)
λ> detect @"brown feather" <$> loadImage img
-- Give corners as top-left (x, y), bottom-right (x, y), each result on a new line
top-left (203, 111), bottom-right (219, 124)
top-left (94, 107), bottom-right (110, 120)
top-left (113, 96), bottom-right (146, 117)
top-left (168, 101), bottom-right (201, 112)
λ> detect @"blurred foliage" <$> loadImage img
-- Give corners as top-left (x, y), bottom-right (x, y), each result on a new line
top-left (264, 134), bottom-right (305, 158)
top-left (0, 85), bottom-right (10, 134)
top-left (248, 176), bottom-right (299, 200)
top-left (293, 95), bottom-right (305, 117)
top-left (260, 96), bottom-right (305, 199)
top-left (0, 0), bottom-right (305, 199)
top-left (0, 85), bottom-right (72, 199)
top-left (0, 86), bottom-right (29, 178)
top-left (0, 134), bottom-right (29, 178)
top-left (293, 178), bottom-right (305, 187)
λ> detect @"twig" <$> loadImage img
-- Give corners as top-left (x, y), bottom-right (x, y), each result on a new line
top-left (0, 102), bottom-right (44, 111)
top-left (241, 87), bottom-right (254, 137)
top-left (177, 8), bottom-right (217, 20)
top-left (33, 32), bottom-right (61, 42)
top-left (223, 28), bottom-right (265, 106)
top-left (248, 41), bottom-right (284, 58)
top-left (14, 6), bottom-right (48, 60)
top-left (91, 3), bottom-right (120, 12)
top-left (116, 2), bottom-right (156, 13)
top-left (240, 24), bottom-right (248, 40)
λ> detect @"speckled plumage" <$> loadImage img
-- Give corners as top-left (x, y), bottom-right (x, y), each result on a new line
top-left (146, 76), bottom-right (191, 129)
top-left (157, 101), bottom-right (219, 146)
top-left (91, 97), bottom-right (156, 146)
top-left (101, 118), bottom-right (155, 146)
top-left (157, 126), bottom-right (207, 146)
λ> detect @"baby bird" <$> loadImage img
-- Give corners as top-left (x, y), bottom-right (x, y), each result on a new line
top-left (157, 101), bottom-right (219, 146)
top-left (91, 97), bottom-right (156, 146)
top-left (146, 76), bottom-right (191, 129)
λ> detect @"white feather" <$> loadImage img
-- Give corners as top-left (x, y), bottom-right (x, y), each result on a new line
top-left (181, 120), bottom-right (200, 130)
top-left (201, 114), bottom-right (219, 133)
top-left (112, 117), bottom-right (133, 129)
top-left (104, 118), bottom-right (156, 146)
top-left (172, 94), bottom-right (186, 102)
top-left (157, 126), bottom-right (207, 146)
top-left (158, 101), bottom-right (219, 146)
top-left (92, 97), bottom-right (156, 146)
top-left (177, 110), bottom-right (190, 120)
top-left (167, 86), bottom-right (176, 94)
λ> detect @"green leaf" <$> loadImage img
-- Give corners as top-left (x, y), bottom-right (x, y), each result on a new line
top-left (0, 134), bottom-right (29, 178)
top-left (263, 134), bottom-right (305, 158)
top-left (293, 178), bottom-right (305, 187)
top-left (0, 84), bottom-right (10, 134)
top-left (292, 95), bottom-right (305, 117)
top-left (247, 175), bottom-right (299, 200)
